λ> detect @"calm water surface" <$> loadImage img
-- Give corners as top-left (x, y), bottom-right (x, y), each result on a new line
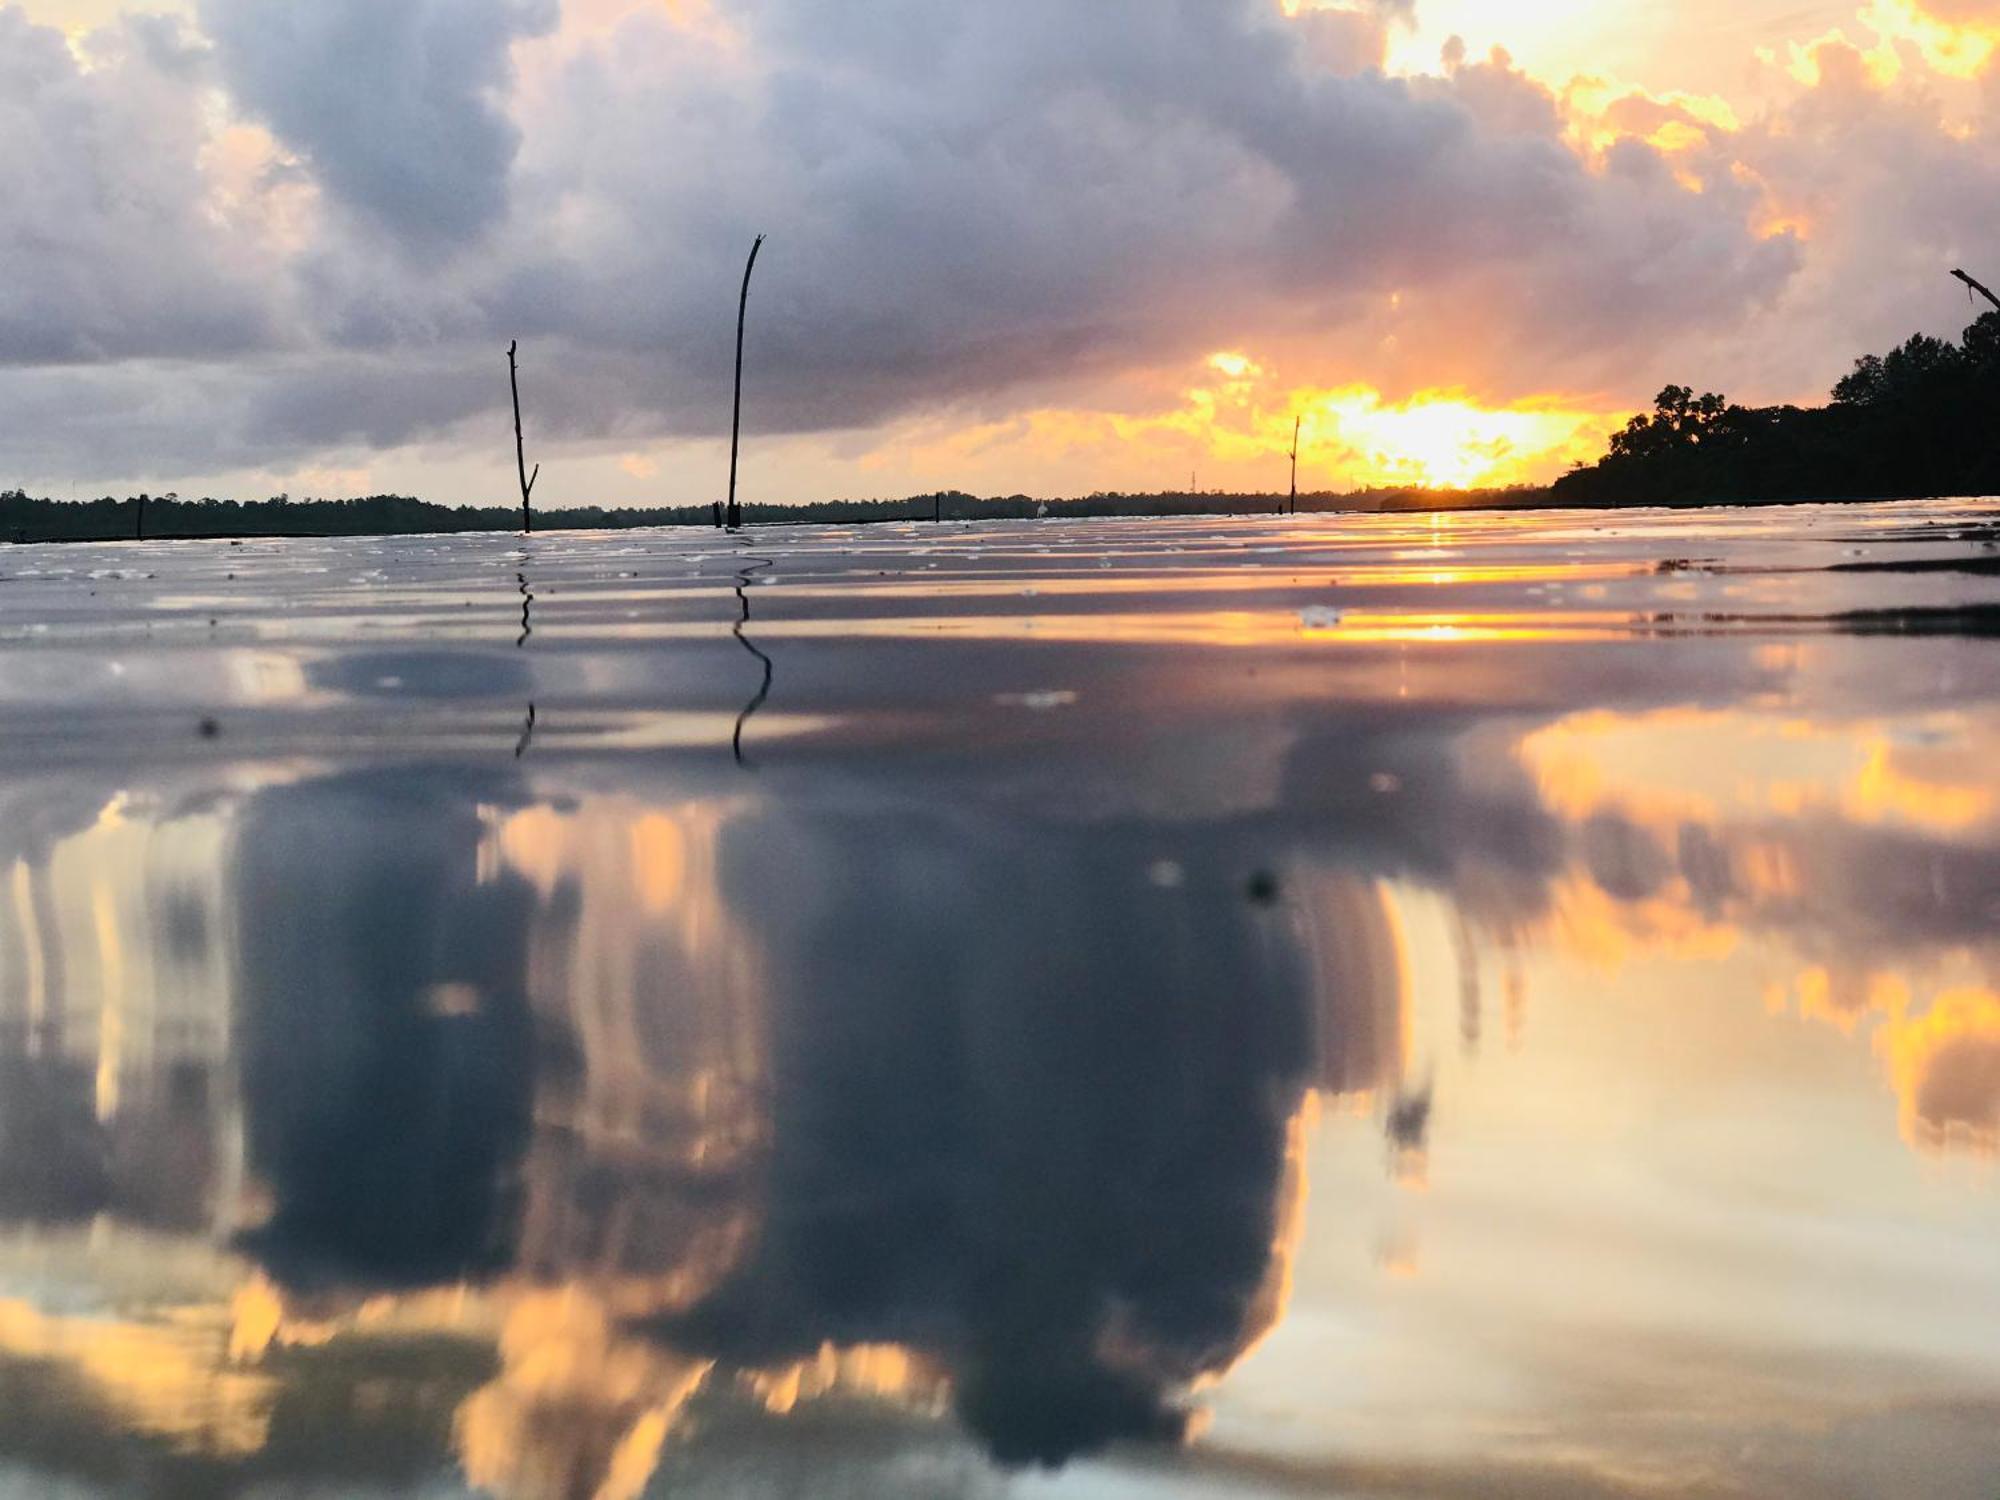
top-left (1, 500), bottom-right (1998, 1499)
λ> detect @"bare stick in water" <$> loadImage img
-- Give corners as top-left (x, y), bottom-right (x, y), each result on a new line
top-left (727, 235), bottom-right (767, 531)
top-left (1952, 268), bottom-right (2000, 313)
top-left (1289, 417), bottom-right (1301, 516)
top-left (508, 340), bottom-right (539, 535)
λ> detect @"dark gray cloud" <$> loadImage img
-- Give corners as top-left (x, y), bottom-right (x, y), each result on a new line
top-left (196, 0), bottom-right (557, 249)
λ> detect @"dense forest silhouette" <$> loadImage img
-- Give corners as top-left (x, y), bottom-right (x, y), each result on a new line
top-left (1553, 310), bottom-right (2000, 505)
top-left (0, 485), bottom-right (1540, 543)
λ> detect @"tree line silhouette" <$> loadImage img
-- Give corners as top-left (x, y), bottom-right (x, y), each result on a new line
top-left (0, 485), bottom-right (1556, 543)
top-left (1553, 308), bottom-right (2000, 506)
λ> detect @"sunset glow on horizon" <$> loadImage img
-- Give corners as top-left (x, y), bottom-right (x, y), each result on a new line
top-left (1175, 352), bottom-right (1617, 491)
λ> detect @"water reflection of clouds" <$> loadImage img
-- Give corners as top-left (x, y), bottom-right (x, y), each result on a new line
top-left (1496, 703), bottom-right (2000, 1154)
top-left (657, 810), bottom-right (1394, 1467)
top-left (231, 766), bottom-right (545, 1291)
top-left (0, 680), bottom-right (1997, 1490)
top-left (0, 755), bottom-right (1417, 1491)
top-left (0, 781), bottom-right (235, 1232)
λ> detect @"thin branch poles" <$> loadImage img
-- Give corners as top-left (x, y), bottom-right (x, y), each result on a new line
top-left (727, 234), bottom-right (767, 531)
top-left (508, 341), bottom-right (539, 535)
top-left (1952, 269), bottom-right (2000, 314)
top-left (1289, 417), bottom-right (1301, 516)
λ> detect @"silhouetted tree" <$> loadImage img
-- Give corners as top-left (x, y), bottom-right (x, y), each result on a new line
top-left (1557, 308), bottom-right (2000, 506)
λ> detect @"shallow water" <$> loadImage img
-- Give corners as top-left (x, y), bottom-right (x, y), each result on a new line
top-left (1, 499), bottom-right (1997, 1499)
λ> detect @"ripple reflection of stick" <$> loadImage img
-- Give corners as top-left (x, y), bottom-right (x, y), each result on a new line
top-left (515, 562), bottom-right (537, 758)
top-left (731, 545), bottom-right (776, 769)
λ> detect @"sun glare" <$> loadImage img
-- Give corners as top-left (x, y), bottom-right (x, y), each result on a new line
top-left (1189, 352), bottom-right (1616, 489)
top-left (875, 352), bottom-right (1622, 494)
top-left (1300, 387), bottom-right (1610, 490)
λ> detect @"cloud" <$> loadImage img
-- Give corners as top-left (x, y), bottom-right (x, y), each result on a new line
top-left (195, 0), bottom-right (557, 249)
top-left (0, 0), bottom-right (1821, 486)
top-left (480, 0), bottom-right (1796, 429)
top-left (0, 9), bottom-right (276, 365)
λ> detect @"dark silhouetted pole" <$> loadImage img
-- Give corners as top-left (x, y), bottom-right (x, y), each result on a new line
top-left (1952, 268), bottom-right (2000, 313)
top-left (134, 492), bottom-right (147, 540)
top-left (508, 341), bottom-right (539, 535)
top-left (1289, 417), bottom-right (1301, 516)
top-left (934, 492), bottom-right (942, 523)
top-left (727, 234), bottom-right (767, 531)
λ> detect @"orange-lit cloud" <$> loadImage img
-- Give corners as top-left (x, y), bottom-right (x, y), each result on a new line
top-left (1879, 988), bottom-right (2000, 1154)
top-left (1770, 0), bottom-right (2000, 84)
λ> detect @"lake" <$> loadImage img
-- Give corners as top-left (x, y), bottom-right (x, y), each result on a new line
top-left (1, 498), bottom-right (1997, 1499)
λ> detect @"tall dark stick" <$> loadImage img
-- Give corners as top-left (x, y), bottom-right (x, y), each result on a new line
top-left (727, 235), bottom-right (767, 531)
top-left (1289, 417), bottom-right (1301, 516)
top-left (1952, 268), bottom-right (2000, 314)
top-left (508, 340), bottom-right (538, 535)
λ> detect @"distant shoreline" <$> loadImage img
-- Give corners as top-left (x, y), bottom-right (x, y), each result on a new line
top-left (2, 485), bottom-right (1965, 546)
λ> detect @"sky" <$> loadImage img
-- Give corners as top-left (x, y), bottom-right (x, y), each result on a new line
top-left (2, 0), bottom-right (1998, 507)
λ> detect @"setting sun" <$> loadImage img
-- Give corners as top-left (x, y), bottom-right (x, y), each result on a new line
top-left (1185, 352), bottom-right (1617, 491)
top-left (1293, 387), bottom-right (1614, 490)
